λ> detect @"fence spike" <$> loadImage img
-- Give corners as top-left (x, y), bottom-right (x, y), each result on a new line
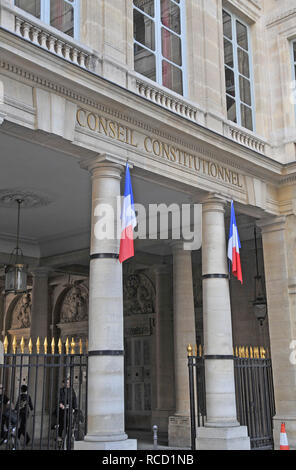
top-left (44, 337), bottom-right (48, 355)
top-left (71, 337), bottom-right (75, 355)
top-left (58, 338), bottom-right (62, 355)
top-left (194, 344), bottom-right (197, 357)
top-left (12, 336), bottom-right (17, 354)
top-left (250, 346), bottom-right (253, 359)
top-left (36, 337), bottom-right (40, 355)
top-left (199, 344), bottom-right (202, 358)
top-left (3, 336), bottom-right (8, 354)
top-left (187, 344), bottom-right (193, 357)
top-left (28, 338), bottom-right (33, 355)
top-left (79, 338), bottom-right (83, 355)
top-left (20, 336), bottom-right (25, 354)
top-left (65, 337), bottom-right (70, 355)
top-left (51, 338), bottom-right (55, 354)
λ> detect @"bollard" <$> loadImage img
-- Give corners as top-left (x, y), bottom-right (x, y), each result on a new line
top-left (153, 425), bottom-right (158, 449)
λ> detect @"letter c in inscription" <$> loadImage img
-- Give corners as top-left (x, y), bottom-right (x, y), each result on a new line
top-left (144, 136), bottom-right (152, 153)
top-left (76, 109), bottom-right (87, 127)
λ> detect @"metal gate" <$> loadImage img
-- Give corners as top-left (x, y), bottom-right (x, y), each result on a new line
top-left (187, 344), bottom-right (276, 450)
top-left (0, 336), bottom-right (88, 450)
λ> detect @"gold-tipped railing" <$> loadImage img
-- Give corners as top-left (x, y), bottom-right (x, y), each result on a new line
top-left (187, 344), bottom-right (268, 359)
top-left (3, 335), bottom-right (88, 355)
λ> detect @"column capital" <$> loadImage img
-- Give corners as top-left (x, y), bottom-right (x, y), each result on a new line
top-left (257, 215), bottom-right (286, 234)
top-left (170, 240), bottom-right (192, 253)
top-left (80, 153), bottom-right (130, 176)
top-left (201, 193), bottom-right (229, 213)
top-left (30, 266), bottom-right (53, 278)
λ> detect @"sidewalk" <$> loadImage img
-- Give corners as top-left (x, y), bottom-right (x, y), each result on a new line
top-left (127, 431), bottom-right (191, 451)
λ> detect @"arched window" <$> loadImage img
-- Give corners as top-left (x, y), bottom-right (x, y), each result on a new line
top-left (14, 0), bottom-right (80, 40)
top-left (133, 0), bottom-right (187, 96)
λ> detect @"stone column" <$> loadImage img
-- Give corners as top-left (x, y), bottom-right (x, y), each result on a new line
top-left (196, 194), bottom-right (250, 449)
top-left (168, 242), bottom-right (196, 448)
top-left (29, 267), bottom-right (51, 435)
top-left (258, 215), bottom-right (296, 449)
top-left (152, 265), bottom-right (174, 433)
top-left (75, 155), bottom-right (136, 450)
top-left (30, 267), bottom-right (51, 343)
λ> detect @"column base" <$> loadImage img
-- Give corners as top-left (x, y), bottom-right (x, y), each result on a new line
top-left (168, 415), bottom-right (191, 448)
top-left (74, 437), bottom-right (137, 451)
top-left (196, 425), bottom-right (250, 450)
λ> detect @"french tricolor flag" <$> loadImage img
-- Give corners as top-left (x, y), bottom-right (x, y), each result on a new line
top-left (227, 200), bottom-right (243, 284)
top-left (119, 163), bottom-right (137, 263)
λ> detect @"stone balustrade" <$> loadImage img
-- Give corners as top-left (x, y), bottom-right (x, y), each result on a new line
top-left (14, 15), bottom-right (95, 71)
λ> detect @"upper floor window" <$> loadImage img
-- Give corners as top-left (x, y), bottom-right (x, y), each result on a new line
top-left (14, 0), bottom-right (79, 40)
top-left (223, 9), bottom-right (255, 131)
top-left (292, 41), bottom-right (296, 112)
top-left (133, 0), bottom-right (186, 96)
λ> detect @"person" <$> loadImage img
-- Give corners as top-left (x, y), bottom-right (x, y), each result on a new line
top-left (58, 377), bottom-right (77, 448)
top-left (15, 385), bottom-right (33, 445)
top-left (0, 384), bottom-right (10, 444)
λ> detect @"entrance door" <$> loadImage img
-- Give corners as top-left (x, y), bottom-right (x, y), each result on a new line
top-left (125, 336), bottom-right (152, 430)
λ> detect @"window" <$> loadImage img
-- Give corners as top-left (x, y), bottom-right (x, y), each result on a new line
top-left (133, 0), bottom-right (186, 96)
top-left (223, 10), bottom-right (255, 131)
top-left (292, 41), bottom-right (296, 114)
top-left (14, 0), bottom-right (79, 40)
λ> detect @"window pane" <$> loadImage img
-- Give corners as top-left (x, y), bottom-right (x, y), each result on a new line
top-left (227, 96), bottom-right (237, 123)
top-left (162, 60), bottom-right (183, 94)
top-left (134, 44), bottom-right (156, 81)
top-left (223, 11), bottom-right (232, 40)
top-left (133, 0), bottom-right (154, 18)
top-left (224, 38), bottom-right (233, 69)
top-left (161, 28), bottom-right (182, 66)
top-left (134, 9), bottom-right (155, 51)
top-left (15, 0), bottom-right (40, 18)
top-left (225, 67), bottom-right (235, 97)
top-left (161, 0), bottom-right (181, 35)
top-left (239, 76), bottom-right (251, 106)
top-left (236, 21), bottom-right (248, 50)
top-left (50, 0), bottom-right (74, 37)
top-left (241, 104), bottom-right (253, 130)
top-left (238, 48), bottom-right (250, 78)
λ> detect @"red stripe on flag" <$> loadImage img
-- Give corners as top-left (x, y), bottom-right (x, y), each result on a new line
top-left (232, 247), bottom-right (243, 284)
top-left (119, 226), bottom-right (134, 263)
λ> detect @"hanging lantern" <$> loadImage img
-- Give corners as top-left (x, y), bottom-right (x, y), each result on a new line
top-left (253, 227), bottom-right (267, 326)
top-left (5, 199), bottom-right (28, 294)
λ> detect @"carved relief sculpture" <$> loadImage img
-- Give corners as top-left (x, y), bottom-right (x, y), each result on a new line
top-left (60, 285), bottom-right (88, 323)
top-left (123, 273), bottom-right (155, 316)
top-left (11, 293), bottom-right (32, 329)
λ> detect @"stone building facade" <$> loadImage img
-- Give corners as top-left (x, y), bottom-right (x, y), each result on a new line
top-left (0, 0), bottom-right (295, 450)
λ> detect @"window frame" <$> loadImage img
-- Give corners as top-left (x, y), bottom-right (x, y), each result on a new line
top-left (223, 8), bottom-right (255, 132)
top-left (14, 0), bottom-right (80, 41)
top-left (291, 40), bottom-right (296, 120)
top-left (133, 0), bottom-right (187, 97)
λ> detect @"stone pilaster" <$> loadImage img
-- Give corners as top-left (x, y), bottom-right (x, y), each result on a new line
top-left (196, 195), bottom-right (250, 450)
top-left (258, 214), bottom-right (296, 449)
top-left (75, 155), bottom-right (136, 450)
top-left (168, 242), bottom-right (196, 448)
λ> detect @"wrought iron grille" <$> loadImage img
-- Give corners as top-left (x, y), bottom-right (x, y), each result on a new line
top-left (0, 336), bottom-right (88, 450)
top-left (187, 344), bottom-right (276, 450)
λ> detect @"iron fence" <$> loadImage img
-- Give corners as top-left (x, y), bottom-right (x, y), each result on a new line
top-left (0, 336), bottom-right (88, 450)
top-left (187, 344), bottom-right (276, 450)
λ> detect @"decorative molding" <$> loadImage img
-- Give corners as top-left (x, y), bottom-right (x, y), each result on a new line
top-left (0, 189), bottom-right (52, 208)
top-left (11, 293), bottom-right (32, 329)
top-left (266, 8), bottom-right (296, 28)
top-left (123, 272), bottom-right (155, 317)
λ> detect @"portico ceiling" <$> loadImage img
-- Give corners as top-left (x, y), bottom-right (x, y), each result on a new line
top-left (0, 129), bottom-right (195, 261)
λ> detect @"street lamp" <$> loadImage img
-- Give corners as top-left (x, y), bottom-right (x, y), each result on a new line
top-left (253, 227), bottom-right (267, 326)
top-left (5, 199), bottom-right (28, 294)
